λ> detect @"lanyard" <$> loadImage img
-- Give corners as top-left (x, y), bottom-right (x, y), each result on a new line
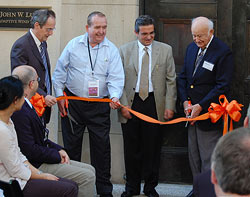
top-left (87, 37), bottom-right (99, 72)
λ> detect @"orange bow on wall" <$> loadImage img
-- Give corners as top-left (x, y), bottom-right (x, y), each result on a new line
top-left (30, 93), bottom-right (243, 135)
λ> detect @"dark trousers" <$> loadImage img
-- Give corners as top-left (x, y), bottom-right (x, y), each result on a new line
top-left (61, 88), bottom-right (112, 195)
top-left (121, 93), bottom-right (162, 194)
top-left (22, 177), bottom-right (78, 197)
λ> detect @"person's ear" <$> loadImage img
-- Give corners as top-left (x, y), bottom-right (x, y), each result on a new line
top-left (210, 29), bottom-right (214, 36)
top-left (244, 116), bottom-right (249, 128)
top-left (34, 22), bottom-right (40, 29)
top-left (211, 169), bottom-right (218, 185)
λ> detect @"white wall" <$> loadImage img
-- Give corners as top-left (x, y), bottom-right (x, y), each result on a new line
top-left (0, 0), bottom-right (139, 183)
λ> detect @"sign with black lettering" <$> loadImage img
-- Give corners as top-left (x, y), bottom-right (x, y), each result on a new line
top-left (0, 8), bottom-right (47, 28)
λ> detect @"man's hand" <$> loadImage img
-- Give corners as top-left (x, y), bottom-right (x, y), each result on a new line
top-left (164, 109), bottom-right (174, 120)
top-left (186, 104), bottom-right (202, 125)
top-left (121, 106), bottom-right (132, 119)
top-left (59, 149), bottom-right (70, 164)
top-left (109, 97), bottom-right (120, 109)
top-left (57, 99), bottom-right (66, 116)
top-left (45, 95), bottom-right (57, 107)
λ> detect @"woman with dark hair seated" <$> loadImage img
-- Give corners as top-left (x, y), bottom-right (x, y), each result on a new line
top-left (0, 76), bottom-right (78, 197)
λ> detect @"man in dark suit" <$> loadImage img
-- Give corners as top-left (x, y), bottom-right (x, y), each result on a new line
top-left (11, 65), bottom-right (96, 197)
top-left (178, 16), bottom-right (233, 177)
top-left (11, 9), bottom-right (57, 123)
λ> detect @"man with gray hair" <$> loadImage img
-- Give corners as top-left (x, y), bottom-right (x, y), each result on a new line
top-left (52, 11), bottom-right (124, 197)
top-left (178, 16), bottom-right (234, 178)
top-left (11, 9), bottom-right (57, 124)
top-left (11, 65), bottom-right (96, 197)
top-left (211, 127), bottom-right (250, 196)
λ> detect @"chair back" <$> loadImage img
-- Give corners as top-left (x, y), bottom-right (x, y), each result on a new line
top-left (0, 179), bottom-right (23, 197)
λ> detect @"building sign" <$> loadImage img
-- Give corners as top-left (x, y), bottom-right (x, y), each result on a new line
top-left (0, 8), bottom-right (47, 28)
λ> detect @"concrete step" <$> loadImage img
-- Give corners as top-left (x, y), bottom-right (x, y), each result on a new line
top-left (111, 183), bottom-right (192, 197)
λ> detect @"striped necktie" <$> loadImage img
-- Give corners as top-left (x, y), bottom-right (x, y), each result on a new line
top-left (40, 42), bottom-right (51, 94)
top-left (193, 48), bottom-right (205, 76)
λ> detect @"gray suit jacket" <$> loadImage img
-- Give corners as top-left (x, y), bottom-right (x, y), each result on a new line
top-left (118, 40), bottom-right (177, 123)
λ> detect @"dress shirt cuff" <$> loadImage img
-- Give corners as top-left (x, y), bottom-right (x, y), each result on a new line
top-left (110, 93), bottom-right (120, 100)
top-left (54, 89), bottom-right (64, 98)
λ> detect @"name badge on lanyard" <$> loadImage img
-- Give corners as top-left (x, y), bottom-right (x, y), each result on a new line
top-left (88, 80), bottom-right (99, 97)
top-left (87, 37), bottom-right (100, 97)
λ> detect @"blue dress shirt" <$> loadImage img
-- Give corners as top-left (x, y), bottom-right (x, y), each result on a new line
top-left (52, 33), bottom-right (124, 99)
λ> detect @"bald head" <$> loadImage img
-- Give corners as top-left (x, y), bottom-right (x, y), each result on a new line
top-left (12, 65), bottom-right (37, 87)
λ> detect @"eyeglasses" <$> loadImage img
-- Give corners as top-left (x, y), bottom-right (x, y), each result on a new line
top-left (31, 77), bottom-right (40, 82)
top-left (45, 28), bottom-right (56, 32)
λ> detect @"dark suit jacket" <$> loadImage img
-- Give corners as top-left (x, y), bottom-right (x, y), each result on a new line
top-left (177, 36), bottom-right (233, 130)
top-left (11, 101), bottom-right (62, 168)
top-left (11, 31), bottom-right (52, 123)
top-left (193, 170), bottom-right (216, 197)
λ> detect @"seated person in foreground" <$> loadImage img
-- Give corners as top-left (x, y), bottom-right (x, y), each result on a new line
top-left (11, 65), bottom-right (96, 197)
top-left (0, 76), bottom-right (78, 197)
top-left (211, 127), bottom-right (250, 196)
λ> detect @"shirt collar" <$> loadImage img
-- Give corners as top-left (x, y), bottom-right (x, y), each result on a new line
top-left (30, 29), bottom-right (42, 48)
top-left (137, 40), bottom-right (152, 53)
top-left (81, 33), bottom-right (109, 48)
top-left (25, 97), bottom-right (33, 108)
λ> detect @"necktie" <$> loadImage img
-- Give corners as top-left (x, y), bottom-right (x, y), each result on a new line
top-left (40, 42), bottom-right (51, 94)
top-left (139, 47), bottom-right (149, 101)
top-left (193, 48), bottom-right (205, 76)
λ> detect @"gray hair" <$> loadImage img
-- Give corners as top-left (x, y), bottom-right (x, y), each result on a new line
top-left (87, 11), bottom-right (106, 26)
top-left (192, 16), bottom-right (214, 33)
top-left (30, 9), bottom-right (56, 28)
top-left (211, 127), bottom-right (250, 195)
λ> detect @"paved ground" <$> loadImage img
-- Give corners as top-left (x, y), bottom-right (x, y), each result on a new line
top-left (111, 183), bottom-right (192, 197)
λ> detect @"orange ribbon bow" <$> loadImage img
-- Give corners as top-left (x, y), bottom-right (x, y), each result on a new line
top-left (208, 95), bottom-right (243, 135)
top-left (30, 93), bottom-right (46, 117)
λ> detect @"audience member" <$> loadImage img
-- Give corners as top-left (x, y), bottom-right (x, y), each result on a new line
top-left (0, 75), bottom-right (78, 197)
top-left (211, 127), bottom-right (250, 196)
top-left (11, 65), bottom-right (95, 197)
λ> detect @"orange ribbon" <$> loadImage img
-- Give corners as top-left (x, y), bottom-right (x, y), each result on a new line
top-left (30, 94), bottom-right (243, 135)
top-left (30, 93), bottom-right (46, 117)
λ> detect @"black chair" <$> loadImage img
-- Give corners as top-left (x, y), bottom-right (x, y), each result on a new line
top-left (0, 179), bottom-right (23, 197)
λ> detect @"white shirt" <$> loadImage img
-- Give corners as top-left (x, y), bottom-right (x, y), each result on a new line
top-left (197, 35), bottom-right (214, 56)
top-left (135, 40), bottom-right (154, 93)
top-left (30, 29), bottom-right (42, 53)
top-left (0, 120), bottom-right (31, 190)
top-left (52, 33), bottom-right (124, 99)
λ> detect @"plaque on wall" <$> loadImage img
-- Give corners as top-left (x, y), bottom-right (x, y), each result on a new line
top-left (0, 7), bottom-right (48, 29)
